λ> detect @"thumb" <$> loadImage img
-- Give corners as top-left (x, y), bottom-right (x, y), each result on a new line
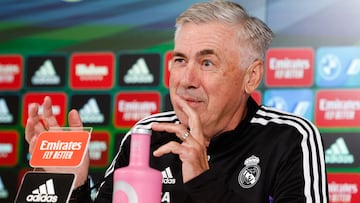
top-left (68, 109), bottom-right (83, 128)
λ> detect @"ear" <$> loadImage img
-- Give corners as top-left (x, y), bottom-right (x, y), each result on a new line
top-left (244, 59), bottom-right (263, 94)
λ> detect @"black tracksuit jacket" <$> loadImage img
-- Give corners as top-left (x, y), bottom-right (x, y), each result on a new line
top-left (75, 97), bottom-right (329, 203)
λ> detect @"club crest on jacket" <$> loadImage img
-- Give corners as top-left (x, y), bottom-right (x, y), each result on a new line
top-left (238, 155), bottom-right (261, 188)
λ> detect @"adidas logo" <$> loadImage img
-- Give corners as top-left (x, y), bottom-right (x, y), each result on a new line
top-left (162, 167), bottom-right (176, 185)
top-left (79, 98), bottom-right (104, 123)
top-left (31, 60), bottom-right (60, 85)
top-left (0, 98), bottom-right (13, 123)
top-left (26, 179), bottom-right (58, 202)
top-left (325, 137), bottom-right (354, 164)
top-left (0, 176), bottom-right (9, 199)
top-left (124, 57), bottom-right (154, 84)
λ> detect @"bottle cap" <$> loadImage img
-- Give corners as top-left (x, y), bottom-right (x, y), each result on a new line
top-left (132, 128), bottom-right (152, 135)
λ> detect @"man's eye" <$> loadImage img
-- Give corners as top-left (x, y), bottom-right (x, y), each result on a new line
top-left (174, 58), bottom-right (185, 63)
top-left (203, 60), bottom-right (213, 67)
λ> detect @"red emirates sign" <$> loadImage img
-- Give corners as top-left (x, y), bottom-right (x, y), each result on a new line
top-left (89, 131), bottom-right (110, 167)
top-left (114, 92), bottom-right (160, 128)
top-left (315, 90), bottom-right (360, 128)
top-left (0, 54), bottom-right (23, 90)
top-left (30, 130), bottom-right (90, 167)
top-left (0, 131), bottom-right (18, 166)
top-left (70, 52), bottom-right (114, 89)
top-left (164, 51), bottom-right (172, 88)
top-left (22, 92), bottom-right (67, 127)
top-left (265, 48), bottom-right (314, 87)
top-left (328, 173), bottom-right (360, 203)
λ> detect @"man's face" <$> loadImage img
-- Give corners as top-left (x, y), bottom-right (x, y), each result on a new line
top-left (169, 22), bottom-right (250, 139)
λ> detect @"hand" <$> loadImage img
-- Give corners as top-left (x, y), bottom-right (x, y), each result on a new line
top-left (152, 99), bottom-right (209, 183)
top-left (25, 96), bottom-right (90, 188)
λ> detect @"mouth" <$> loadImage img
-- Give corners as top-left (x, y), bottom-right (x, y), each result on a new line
top-left (175, 89), bottom-right (205, 107)
top-left (180, 95), bottom-right (203, 106)
top-left (184, 98), bottom-right (200, 104)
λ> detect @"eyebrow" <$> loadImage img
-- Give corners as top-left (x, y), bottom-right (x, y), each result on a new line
top-left (172, 49), bottom-right (216, 59)
top-left (172, 51), bottom-right (185, 58)
top-left (197, 49), bottom-right (215, 57)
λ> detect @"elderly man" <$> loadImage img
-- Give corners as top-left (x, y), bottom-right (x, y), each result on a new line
top-left (26, 1), bottom-right (328, 202)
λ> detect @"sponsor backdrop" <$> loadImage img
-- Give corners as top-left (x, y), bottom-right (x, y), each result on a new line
top-left (0, 0), bottom-right (360, 202)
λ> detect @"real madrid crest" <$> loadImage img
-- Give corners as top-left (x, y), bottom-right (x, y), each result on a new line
top-left (238, 155), bottom-right (261, 188)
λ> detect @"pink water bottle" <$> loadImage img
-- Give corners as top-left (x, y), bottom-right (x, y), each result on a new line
top-left (113, 128), bottom-right (162, 203)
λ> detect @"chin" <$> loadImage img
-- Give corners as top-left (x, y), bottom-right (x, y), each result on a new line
top-left (175, 110), bottom-right (189, 125)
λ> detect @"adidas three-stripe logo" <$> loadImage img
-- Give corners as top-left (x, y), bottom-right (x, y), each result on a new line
top-left (325, 137), bottom-right (354, 164)
top-left (124, 57), bottom-right (154, 84)
top-left (26, 179), bottom-right (58, 202)
top-left (162, 167), bottom-right (176, 185)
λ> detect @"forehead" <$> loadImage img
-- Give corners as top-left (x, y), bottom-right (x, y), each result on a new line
top-left (174, 22), bottom-right (239, 55)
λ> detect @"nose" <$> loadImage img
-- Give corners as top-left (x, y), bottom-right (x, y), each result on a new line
top-left (180, 62), bottom-right (200, 89)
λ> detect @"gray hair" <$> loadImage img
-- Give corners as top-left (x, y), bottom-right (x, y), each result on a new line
top-left (175, 0), bottom-right (274, 64)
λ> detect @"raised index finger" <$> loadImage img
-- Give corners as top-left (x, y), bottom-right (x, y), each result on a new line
top-left (177, 99), bottom-right (205, 144)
